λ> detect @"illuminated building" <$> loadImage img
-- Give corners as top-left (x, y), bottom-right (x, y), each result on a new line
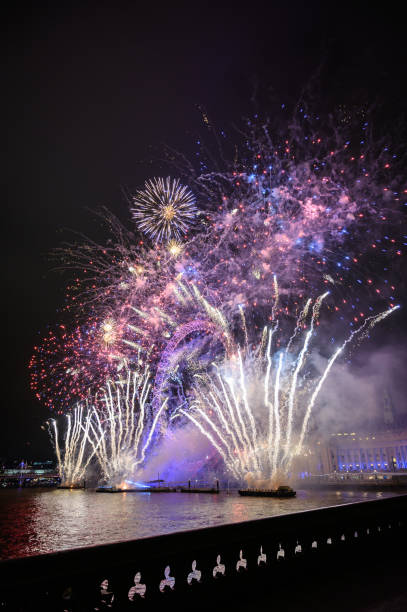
top-left (304, 392), bottom-right (407, 474)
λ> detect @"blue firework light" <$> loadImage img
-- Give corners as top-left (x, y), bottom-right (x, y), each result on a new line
top-left (131, 177), bottom-right (197, 243)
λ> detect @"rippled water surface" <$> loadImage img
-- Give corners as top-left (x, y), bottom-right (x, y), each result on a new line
top-left (0, 488), bottom-right (401, 560)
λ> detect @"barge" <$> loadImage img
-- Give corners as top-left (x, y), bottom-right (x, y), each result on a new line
top-left (238, 485), bottom-right (296, 498)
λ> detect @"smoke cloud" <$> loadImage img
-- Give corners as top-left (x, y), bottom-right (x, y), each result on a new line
top-left (313, 343), bottom-right (407, 433)
top-left (135, 423), bottom-right (216, 483)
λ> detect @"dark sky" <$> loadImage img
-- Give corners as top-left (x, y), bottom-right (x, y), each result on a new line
top-left (3, 1), bottom-right (407, 460)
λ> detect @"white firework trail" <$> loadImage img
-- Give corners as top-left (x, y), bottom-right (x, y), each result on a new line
top-left (177, 295), bottom-right (399, 486)
top-left (50, 404), bottom-right (97, 486)
top-left (86, 366), bottom-right (167, 486)
top-left (282, 292), bottom-right (329, 463)
top-left (285, 298), bottom-right (312, 353)
top-left (271, 274), bottom-right (279, 322)
top-left (295, 304), bottom-right (400, 454)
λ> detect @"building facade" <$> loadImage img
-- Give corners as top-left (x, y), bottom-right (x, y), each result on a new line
top-left (324, 428), bottom-right (407, 472)
top-left (300, 391), bottom-right (407, 475)
top-left (301, 427), bottom-right (407, 475)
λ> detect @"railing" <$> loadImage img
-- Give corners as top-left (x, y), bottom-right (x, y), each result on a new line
top-left (1, 494), bottom-right (407, 610)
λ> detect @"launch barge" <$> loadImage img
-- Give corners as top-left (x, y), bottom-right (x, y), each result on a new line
top-left (179, 487), bottom-right (219, 493)
top-left (179, 480), bottom-right (220, 493)
top-left (141, 487), bottom-right (176, 492)
top-left (238, 485), bottom-right (296, 498)
top-left (96, 486), bottom-right (177, 493)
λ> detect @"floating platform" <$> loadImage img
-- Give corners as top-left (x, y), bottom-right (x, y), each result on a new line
top-left (118, 487), bottom-right (177, 492)
top-left (57, 485), bottom-right (84, 490)
top-left (96, 486), bottom-right (177, 493)
top-left (239, 485), bottom-right (296, 498)
top-left (179, 487), bottom-right (220, 493)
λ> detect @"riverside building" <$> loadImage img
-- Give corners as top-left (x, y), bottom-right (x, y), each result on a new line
top-left (302, 392), bottom-right (407, 475)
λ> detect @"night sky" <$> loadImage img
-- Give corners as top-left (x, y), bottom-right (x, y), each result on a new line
top-left (4, 1), bottom-right (407, 460)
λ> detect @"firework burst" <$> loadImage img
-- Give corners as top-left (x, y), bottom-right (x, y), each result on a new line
top-left (30, 319), bottom-right (131, 413)
top-left (131, 177), bottom-right (197, 243)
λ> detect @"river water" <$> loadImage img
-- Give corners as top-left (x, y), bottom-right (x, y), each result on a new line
top-left (0, 488), bottom-right (401, 560)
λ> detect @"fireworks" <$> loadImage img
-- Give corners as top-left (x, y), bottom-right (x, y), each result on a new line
top-left (100, 317), bottom-right (119, 347)
top-left (30, 320), bottom-right (131, 413)
top-left (131, 177), bottom-right (197, 243)
top-left (48, 364), bottom-right (168, 487)
top-left (167, 239), bottom-right (184, 258)
top-left (177, 297), bottom-right (399, 485)
top-left (49, 405), bottom-right (96, 486)
top-left (49, 105), bottom-right (405, 374)
top-left (32, 104), bottom-right (405, 484)
top-left (86, 367), bottom-right (167, 486)
top-left (54, 110), bottom-right (404, 366)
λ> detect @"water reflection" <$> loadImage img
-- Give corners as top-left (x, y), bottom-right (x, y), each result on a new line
top-left (0, 488), bottom-right (402, 560)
